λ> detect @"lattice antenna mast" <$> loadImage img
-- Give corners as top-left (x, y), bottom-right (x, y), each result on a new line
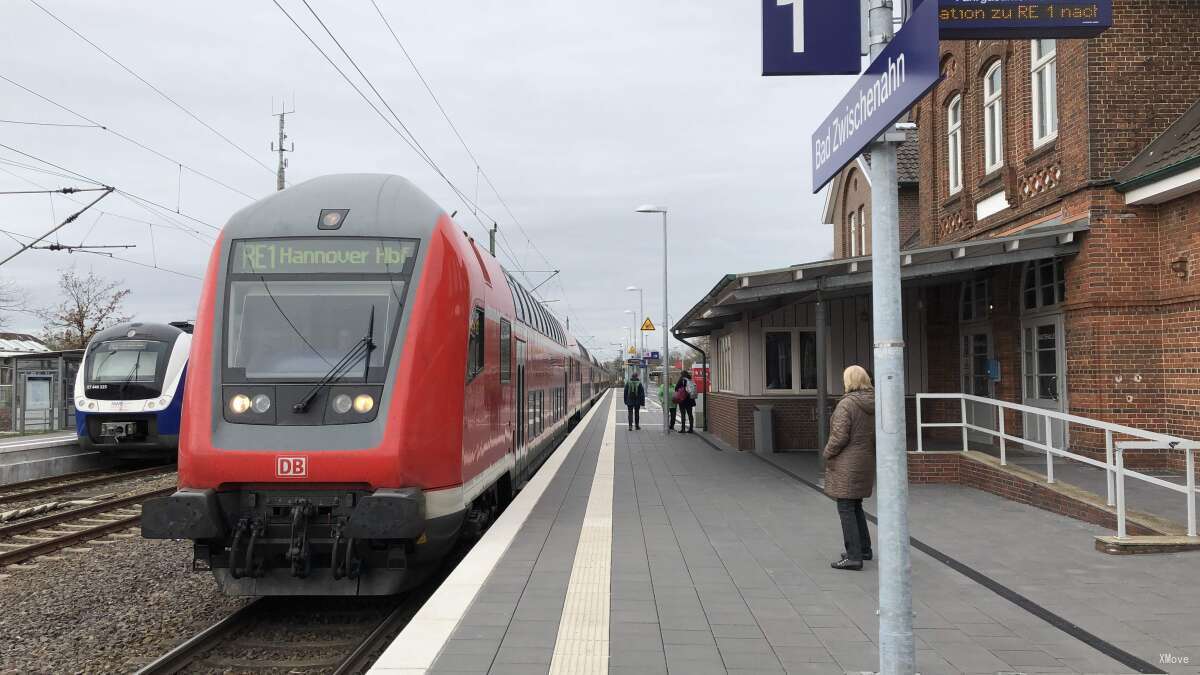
top-left (271, 99), bottom-right (296, 191)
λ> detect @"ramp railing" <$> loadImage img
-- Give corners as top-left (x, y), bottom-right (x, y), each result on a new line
top-left (915, 393), bottom-right (1198, 538)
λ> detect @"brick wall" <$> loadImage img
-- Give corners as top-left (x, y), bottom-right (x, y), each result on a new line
top-left (899, 185), bottom-right (920, 246)
top-left (1086, 0), bottom-right (1200, 181)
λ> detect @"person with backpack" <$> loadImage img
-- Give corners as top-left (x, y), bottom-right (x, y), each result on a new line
top-left (674, 370), bottom-right (697, 433)
top-left (659, 380), bottom-right (678, 432)
top-left (623, 372), bottom-right (645, 430)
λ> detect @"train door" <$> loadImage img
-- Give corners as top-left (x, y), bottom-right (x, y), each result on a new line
top-left (515, 339), bottom-right (527, 466)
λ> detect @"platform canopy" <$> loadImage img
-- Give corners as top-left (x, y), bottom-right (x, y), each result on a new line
top-left (672, 217), bottom-right (1088, 338)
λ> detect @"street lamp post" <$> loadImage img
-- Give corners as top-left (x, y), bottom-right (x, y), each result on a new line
top-left (626, 285), bottom-right (644, 356)
top-left (636, 204), bottom-right (668, 435)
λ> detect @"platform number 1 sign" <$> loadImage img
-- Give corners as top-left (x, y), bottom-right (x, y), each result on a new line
top-left (762, 0), bottom-right (860, 76)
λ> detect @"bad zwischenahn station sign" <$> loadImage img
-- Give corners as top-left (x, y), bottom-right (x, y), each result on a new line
top-left (810, 0), bottom-right (940, 192)
top-left (935, 0), bottom-right (1112, 38)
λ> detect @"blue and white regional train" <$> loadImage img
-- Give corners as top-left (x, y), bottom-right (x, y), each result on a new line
top-left (74, 321), bottom-right (192, 460)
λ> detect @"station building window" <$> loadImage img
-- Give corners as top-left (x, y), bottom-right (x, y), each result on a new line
top-left (960, 278), bottom-right (991, 322)
top-left (858, 206), bottom-right (868, 255)
top-left (763, 329), bottom-right (817, 393)
top-left (849, 210), bottom-right (859, 257)
top-left (1032, 39), bottom-right (1058, 147)
top-left (1023, 258), bottom-right (1066, 311)
top-left (947, 95), bottom-right (963, 194)
top-left (717, 333), bottom-right (732, 392)
top-left (983, 61), bottom-right (1004, 174)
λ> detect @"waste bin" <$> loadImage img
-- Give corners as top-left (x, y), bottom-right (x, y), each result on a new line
top-left (753, 405), bottom-right (774, 455)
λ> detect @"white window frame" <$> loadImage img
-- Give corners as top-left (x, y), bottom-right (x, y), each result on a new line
top-left (717, 333), bottom-right (733, 393)
top-left (761, 328), bottom-right (817, 394)
top-left (947, 95), bottom-right (963, 195)
top-left (849, 210), bottom-right (859, 257)
top-left (983, 61), bottom-right (1004, 174)
top-left (858, 206), bottom-right (868, 255)
top-left (1022, 258), bottom-right (1066, 312)
top-left (1031, 39), bottom-right (1058, 147)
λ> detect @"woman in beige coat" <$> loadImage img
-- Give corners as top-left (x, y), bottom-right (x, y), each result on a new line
top-left (823, 365), bottom-right (875, 571)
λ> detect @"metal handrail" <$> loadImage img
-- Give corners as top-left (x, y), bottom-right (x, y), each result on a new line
top-left (915, 393), bottom-right (1199, 538)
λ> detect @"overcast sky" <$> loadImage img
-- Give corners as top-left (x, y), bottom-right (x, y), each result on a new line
top-left (0, 0), bottom-right (857, 361)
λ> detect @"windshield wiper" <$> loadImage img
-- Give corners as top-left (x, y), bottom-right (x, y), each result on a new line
top-left (292, 306), bottom-right (376, 413)
top-left (119, 351), bottom-right (143, 394)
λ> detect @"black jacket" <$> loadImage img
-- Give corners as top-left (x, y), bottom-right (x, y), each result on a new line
top-left (623, 380), bottom-right (645, 407)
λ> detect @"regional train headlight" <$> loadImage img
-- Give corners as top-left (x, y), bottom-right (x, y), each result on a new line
top-left (332, 394), bottom-right (353, 415)
top-left (251, 394), bottom-right (272, 414)
top-left (229, 394), bottom-right (251, 415)
top-left (353, 394), bottom-right (374, 414)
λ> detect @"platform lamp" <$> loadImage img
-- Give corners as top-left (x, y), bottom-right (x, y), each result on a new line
top-left (625, 285), bottom-right (645, 357)
top-left (635, 204), bottom-right (669, 435)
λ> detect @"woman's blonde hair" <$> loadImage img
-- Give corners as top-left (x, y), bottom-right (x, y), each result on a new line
top-left (843, 365), bottom-right (873, 392)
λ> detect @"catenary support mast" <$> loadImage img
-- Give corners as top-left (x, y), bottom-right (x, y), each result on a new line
top-left (272, 105), bottom-right (295, 191)
top-left (867, 0), bottom-right (916, 672)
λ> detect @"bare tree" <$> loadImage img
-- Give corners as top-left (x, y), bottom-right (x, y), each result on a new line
top-left (39, 267), bottom-right (131, 350)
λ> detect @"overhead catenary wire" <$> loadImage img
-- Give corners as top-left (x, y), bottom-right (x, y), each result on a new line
top-left (28, 0), bottom-right (275, 176)
top-left (367, 0), bottom-right (590, 338)
top-left (0, 118), bottom-right (101, 128)
top-left (0, 74), bottom-right (257, 200)
top-left (268, 0), bottom-right (528, 282)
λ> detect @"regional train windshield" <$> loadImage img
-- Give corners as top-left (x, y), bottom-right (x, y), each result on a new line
top-left (85, 339), bottom-right (170, 399)
top-left (224, 237), bottom-right (417, 383)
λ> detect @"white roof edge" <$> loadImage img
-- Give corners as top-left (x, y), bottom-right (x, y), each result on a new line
top-left (1124, 164), bottom-right (1200, 205)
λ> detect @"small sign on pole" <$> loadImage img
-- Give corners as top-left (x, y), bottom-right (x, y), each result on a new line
top-left (810, 0), bottom-right (940, 192)
top-left (640, 317), bottom-right (655, 331)
top-left (762, 0), bottom-right (861, 76)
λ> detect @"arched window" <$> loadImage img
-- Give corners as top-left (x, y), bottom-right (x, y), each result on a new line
top-left (849, 209), bottom-right (859, 257)
top-left (1031, 39), bottom-right (1058, 146)
top-left (947, 95), bottom-right (963, 194)
top-left (858, 205), bottom-right (868, 255)
top-left (983, 61), bottom-right (1004, 173)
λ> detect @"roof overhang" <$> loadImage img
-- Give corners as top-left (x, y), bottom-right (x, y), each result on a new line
top-left (673, 218), bottom-right (1088, 338)
top-left (1119, 157), bottom-right (1200, 205)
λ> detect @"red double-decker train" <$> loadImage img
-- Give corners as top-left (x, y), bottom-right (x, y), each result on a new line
top-left (144, 174), bottom-right (606, 595)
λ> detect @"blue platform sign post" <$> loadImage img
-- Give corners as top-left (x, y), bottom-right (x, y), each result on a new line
top-left (936, 0), bottom-right (1112, 38)
top-left (762, 0), bottom-right (860, 76)
top-left (811, 0), bottom-right (940, 192)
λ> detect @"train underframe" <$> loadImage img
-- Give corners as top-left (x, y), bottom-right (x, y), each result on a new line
top-left (144, 479), bottom-right (508, 596)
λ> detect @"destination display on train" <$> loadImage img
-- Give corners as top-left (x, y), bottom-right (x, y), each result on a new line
top-left (232, 238), bottom-right (417, 274)
top-left (936, 0), bottom-right (1111, 38)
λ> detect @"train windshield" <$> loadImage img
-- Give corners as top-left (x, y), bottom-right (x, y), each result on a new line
top-left (85, 339), bottom-right (169, 399)
top-left (224, 237), bottom-right (417, 383)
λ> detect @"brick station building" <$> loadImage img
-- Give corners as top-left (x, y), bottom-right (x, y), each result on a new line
top-left (674, 0), bottom-right (1200, 477)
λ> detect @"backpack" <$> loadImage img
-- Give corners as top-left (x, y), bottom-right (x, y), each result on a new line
top-left (686, 379), bottom-right (697, 397)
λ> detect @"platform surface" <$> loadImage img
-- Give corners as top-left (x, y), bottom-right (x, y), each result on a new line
top-left (373, 392), bottom-right (1200, 674)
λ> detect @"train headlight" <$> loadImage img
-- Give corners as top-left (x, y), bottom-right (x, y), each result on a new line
top-left (87, 401), bottom-right (97, 410)
top-left (353, 394), bottom-right (375, 414)
top-left (229, 394), bottom-right (251, 415)
top-left (144, 400), bottom-right (157, 411)
top-left (76, 398), bottom-right (86, 409)
top-left (332, 394), bottom-right (353, 415)
top-left (251, 394), bottom-right (272, 414)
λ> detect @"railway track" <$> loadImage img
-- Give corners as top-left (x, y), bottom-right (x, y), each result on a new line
top-left (0, 464), bottom-right (175, 504)
top-left (136, 591), bottom-right (429, 675)
top-left (0, 486), bottom-right (175, 567)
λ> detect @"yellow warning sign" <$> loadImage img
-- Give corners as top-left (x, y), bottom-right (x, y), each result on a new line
top-left (640, 317), bottom-right (655, 331)
top-left (628, 346), bottom-right (637, 354)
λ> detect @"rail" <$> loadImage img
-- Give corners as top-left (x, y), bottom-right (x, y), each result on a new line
top-left (915, 393), bottom-right (1199, 539)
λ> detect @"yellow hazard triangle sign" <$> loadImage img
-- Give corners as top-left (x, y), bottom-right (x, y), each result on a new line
top-left (640, 317), bottom-right (655, 331)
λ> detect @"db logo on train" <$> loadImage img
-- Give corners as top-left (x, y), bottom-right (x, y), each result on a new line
top-left (276, 456), bottom-right (308, 478)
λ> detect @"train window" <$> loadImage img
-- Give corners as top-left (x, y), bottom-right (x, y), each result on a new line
top-left (528, 391), bottom-right (536, 439)
top-left (467, 306), bottom-right (485, 381)
top-left (500, 319), bottom-right (512, 383)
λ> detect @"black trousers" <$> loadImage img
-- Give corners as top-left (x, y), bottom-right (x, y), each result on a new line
top-left (667, 407), bottom-right (677, 430)
top-left (679, 405), bottom-right (694, 431)
top-left (836, 498), bottom-right (871, 561)
top-left (627, 406), bottom-right (640, 428)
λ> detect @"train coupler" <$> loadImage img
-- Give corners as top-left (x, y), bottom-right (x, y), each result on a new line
top-left (286, 499), bottom-right (316, 578)
top-left (229, 517), bottom-right (265, 579)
